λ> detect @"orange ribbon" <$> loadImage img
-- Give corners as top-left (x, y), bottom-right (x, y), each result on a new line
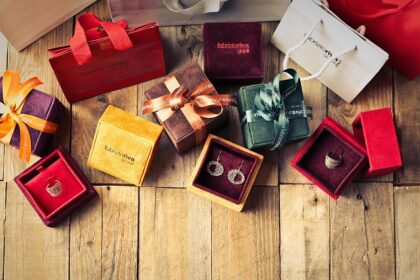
top-left (143, 76), bottom-right (236, 144)
top-left (0, 71), bottom-right (58, 162)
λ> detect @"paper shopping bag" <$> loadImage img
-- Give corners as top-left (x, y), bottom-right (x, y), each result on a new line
top-left (271, 0), bottom-right (388, 103)
top-left (49, 13), bottom-right (166, 103)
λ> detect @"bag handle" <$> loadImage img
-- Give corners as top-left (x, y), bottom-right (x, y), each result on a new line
top-left (70, 12), bottom-right (134, 65)
top-left (162, 0), bottom-right (228, 15)
top-left (282, 20), bottom-right (357, 81)
top-left (341, 0), bottom-right (416, 18)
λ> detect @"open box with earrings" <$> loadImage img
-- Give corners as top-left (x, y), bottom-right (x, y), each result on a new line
top-left (14, 147), bottom-right (97, 227)
top-left (188, 134), bottom-right (263, 212)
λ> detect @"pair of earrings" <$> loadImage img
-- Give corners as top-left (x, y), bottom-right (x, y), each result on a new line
top-left (206, 150), bottom-right (246, 185)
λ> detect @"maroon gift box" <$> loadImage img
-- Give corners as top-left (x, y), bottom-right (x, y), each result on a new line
top-left (204, 22), bottom-right (263, 83)
top-left (14, 147), bottom-right (97, 227)
top-left (0, 77), bottom-right (65, 157)
top-left (291, 117), bottom-right (368, 200)
top-left (352, 108), bottom-right (402, 177)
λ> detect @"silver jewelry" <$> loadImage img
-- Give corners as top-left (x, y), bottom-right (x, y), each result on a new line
top-left (325, 152), bottom-right (342, 170)
top-left (46, 177), bottom-right (63, 197)
top-left (227, 160), bottom-right (246, 185)
top-left (207, 150), bottom-right (224, 176)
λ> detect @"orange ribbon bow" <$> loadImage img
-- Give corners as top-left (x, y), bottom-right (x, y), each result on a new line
top-left (143, 76), bottom-right (236, 144)
top-left (0, 71), bottom-right (58, 162)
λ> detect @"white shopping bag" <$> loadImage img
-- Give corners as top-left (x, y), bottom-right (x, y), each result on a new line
top-left (163, 0), bottom-right (229, 15)
top-left (271, 0), bottom-right (389, 103)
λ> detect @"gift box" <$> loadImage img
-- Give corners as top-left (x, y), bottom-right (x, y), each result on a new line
top-left (143, 62), bottom-right (236, 153)
top-left (291, 117), bottom-right (368, 200)
top-left (88, 105), bottom-right (163, 186)
top-left (14, 147), bottom-right (97, 227)
top-left (0, 71), bottom-right (64, 162)
top-left (237, 69), bottom-right (312, 150)
top-left (188, 134), bottom-right (263, 212)
top-left (352, 108), bottom-right (402, 177)
top-left (203, 22), bottom-right (263, 83)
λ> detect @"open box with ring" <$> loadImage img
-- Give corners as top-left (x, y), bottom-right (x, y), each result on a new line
top-left (189, 134), bottom-right (263, 211)
top-left (14, 147), bottom-right (97, 227)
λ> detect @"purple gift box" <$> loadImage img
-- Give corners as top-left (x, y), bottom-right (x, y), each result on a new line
top-left (0, 77), bottom-right (65, 157)
top-left (204, 22), bottom-right (263, 84)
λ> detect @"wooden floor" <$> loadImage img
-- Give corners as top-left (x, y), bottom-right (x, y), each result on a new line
top-left (1, 1), bottom-right (419, 279)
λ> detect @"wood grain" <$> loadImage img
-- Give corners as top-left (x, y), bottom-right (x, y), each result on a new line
top-left (280, 184), bottom-right (330, 280)
top-left (0, 182), bottom-right (6, 277)
top-left (395, 186), bottom-right (420, 280)
top-left (139, 187), bottom-right (211, 279)
top-left (0, 32), bottom-right (7, 180)
top-left (212, 187), bottom-right (280, 280)
top-left (394, 71), bottom-right (420, 184)
top-left (3, 181), bottom-right (69, 280)
top-left (330, 183), bottom-right (395, 280)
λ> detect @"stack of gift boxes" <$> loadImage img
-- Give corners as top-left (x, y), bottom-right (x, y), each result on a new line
top-left (0, 13), bottom-right (402, 227)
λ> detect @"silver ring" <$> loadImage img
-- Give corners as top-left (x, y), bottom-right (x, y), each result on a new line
top-left (325, 152), bottom-right (342, 170)
top-left (46, 179), bottom-right (63, 197)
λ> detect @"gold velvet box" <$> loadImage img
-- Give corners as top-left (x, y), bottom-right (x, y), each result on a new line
top-left (87, 105), bottom-right (163, 186)
top-left (188, 134), bottom-right (264, 212)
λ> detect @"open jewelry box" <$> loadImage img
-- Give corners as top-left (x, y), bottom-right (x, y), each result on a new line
top-left (291, 117), bottom-right (368, 200)
top-left (14, 147), bottom-right (97, 227)
top-left (188, 134), bottom-right (264, 211)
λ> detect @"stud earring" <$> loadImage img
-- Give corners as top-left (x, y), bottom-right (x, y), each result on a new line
top-left (207, 150), bottom-right (224, 176)
top-left (228, 160), bottom-right (246, 185)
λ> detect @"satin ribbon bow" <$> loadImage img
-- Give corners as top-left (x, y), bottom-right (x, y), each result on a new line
top-left (143, 76), bottom-right (236, 144)
top-left (0, 71), bottom-right (58, 162)
top-left (243, 68), bottom-right (312, 151)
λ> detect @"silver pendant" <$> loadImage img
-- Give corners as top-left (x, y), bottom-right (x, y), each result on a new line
top-left (227, 160), bottom-right (246, 185)
top-left (207, 150), bottom-right (224, 176)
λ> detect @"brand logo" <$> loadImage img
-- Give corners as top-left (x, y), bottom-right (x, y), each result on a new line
top-left (104, 145), bottom-right (135, 164)
top-left (306, 35), bottom-right (342, 67)
top-left (217, 42), bottom-right (250, 54)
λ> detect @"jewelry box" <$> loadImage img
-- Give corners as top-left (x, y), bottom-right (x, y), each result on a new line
top-left (291, 117), bottom-right (368, 200)
top-left (188, 134), bottom-right (264, 212)
top-left (14, 147), bottom-right (97, 227)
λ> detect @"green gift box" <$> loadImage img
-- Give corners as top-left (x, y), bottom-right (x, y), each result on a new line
top-left (237, 69), bottom-right (312, 150)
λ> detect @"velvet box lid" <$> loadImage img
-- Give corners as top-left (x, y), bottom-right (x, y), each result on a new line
top-left (88, 105), bottom-right (163, 186)
top-left (204, 22), bottom-right (263, 83)
top-left (14, 147), bottom-right (97, 227)
top-left (144, 62), bottom-right (229, 154)
top-left (188, 134), bottom-right (264, 212)
top-left (291, 117), bottom-right (368, 200)
top-left (0, 77), bottom-right (65, 157)
top-left (352, 108), bottom-right (402, 177)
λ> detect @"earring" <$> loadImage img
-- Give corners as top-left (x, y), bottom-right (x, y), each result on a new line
top-left (228, 160), bottom-right (246, 185)
top-left (207, 150), bottom-right (224, 176)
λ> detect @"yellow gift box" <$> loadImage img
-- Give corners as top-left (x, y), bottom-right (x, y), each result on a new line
top-left (87, 105), bottom-right (163, 186)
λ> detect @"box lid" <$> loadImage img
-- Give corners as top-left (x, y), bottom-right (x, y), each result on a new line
top-left (352, 108), bottom-right (402, 177)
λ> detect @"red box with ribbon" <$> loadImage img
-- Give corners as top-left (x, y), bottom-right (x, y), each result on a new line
top-left (0, 71), bottom-right (64, 163)
top-left (143, 62), bottom-right (236, 153)
top-left (48, 12), bottom-right (166, 103)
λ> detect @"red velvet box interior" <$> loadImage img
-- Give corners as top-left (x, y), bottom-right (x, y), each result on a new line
top-left (18, 152), bottom-right (88, 220)
top-left (295, 127), bottom-right (366, 195)
top-left (192, 138), bottom-right (259, 204)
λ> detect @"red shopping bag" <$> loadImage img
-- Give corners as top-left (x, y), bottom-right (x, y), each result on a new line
top-left (49, 13), bottom-right (166, 102)
top-left (328, 0), bottom-right (420, 79)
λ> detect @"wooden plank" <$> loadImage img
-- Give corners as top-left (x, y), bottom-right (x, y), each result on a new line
top-left (280, 184), bottom-right (330, 280)
top-left (71, 0), bottom-right (139, 185)
top-left (0, 32), bottom-right (7, 181)
top-left (139, 187), bottom-right (211, 279)
top-left (4, 17), bottom-right (73, 182)
top-left (4, 181), bottom-right (69, 280)
top-left (394, 72), bottom-right (420, 184)
top-left (328, 66), bottom-right (393, 183)
top-left (212, 187), bottom-right (280, 280)
top-left (0, 182), bottom-right (6, 277)
top-left (279, 60), bottom-right (328, 184)
top-left (395, 186), bottom-right (420, 280)
top-left (330, 182), bottom-right (394, 280)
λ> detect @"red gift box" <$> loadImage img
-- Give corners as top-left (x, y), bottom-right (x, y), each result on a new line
top-left (14, 147), bottom-right (97, 227)
top-left (291, 117), bottom-right (368, 200)
top-left (352, 108), bottom-right (402, 177)
top-left (49, 12), bottom-right (166, 103)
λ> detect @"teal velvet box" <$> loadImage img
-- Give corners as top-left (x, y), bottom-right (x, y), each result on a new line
top-left (237, 69), bottom-right (312, 150)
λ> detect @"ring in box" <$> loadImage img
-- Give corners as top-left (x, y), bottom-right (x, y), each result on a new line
top-left (189, 134), bottom-right (263, 212)
top-left (14, 147), bottom-right (97, 227)
top-left (291, 117), bottom-right (368, 200)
